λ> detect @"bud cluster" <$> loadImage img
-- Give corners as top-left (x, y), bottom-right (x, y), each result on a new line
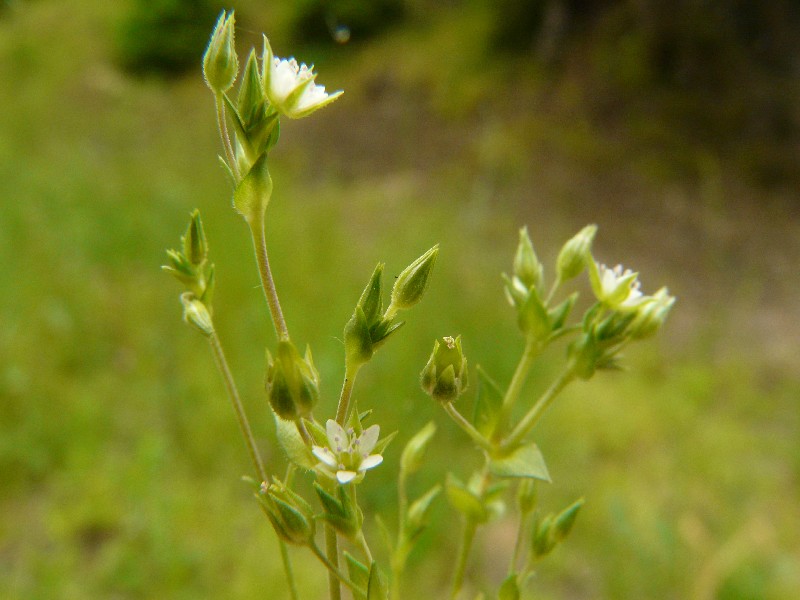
top-left (163, 210), bottom-right (216, 336)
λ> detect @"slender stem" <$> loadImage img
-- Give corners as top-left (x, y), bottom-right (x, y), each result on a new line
top-left (509, 508), bottom-right (528, 575)
top-left (391, 469), bottom-right (409, 600)
top-left (545, 278), bottom-right (560, 305)
top-left (450, 519), bottom-right (477, 600)
top-left (279, 540), bottom-right (299, 600)
top-left (310, 541), bottom-right (361, 594)
top-left (502, 367), bottom-right (576, 452)
top-left (324, 525), bottom-right (342, 600)
top-left (335, 364), bottom-right (359, 425)
top-left (208, 331), bottom-right (267, 482)
top-left (492, 335), bottom-right (541, 443)
top-left (295, 419), bottom-right (313, 447)
top-left (209, 331), bottom-right (300, 598)
top-left (214, 93), bottom-right (239, 180)
top-left (249, 219), bottom-right (290, 340)
top-left (443, 402), bottom-right (492, 452)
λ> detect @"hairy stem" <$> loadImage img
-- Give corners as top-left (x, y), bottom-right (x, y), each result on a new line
top-left (334, 364), bottom-right (359, 425)
top-left (492, 335), bottom-right (541, 443)
top-left (249, 219), bottom-right (290, 340)
top-left (208, 331), bottom-right (267, 481)
top-left (443, 402), bottom-right (492, 452)
top-left (325, 525), bottom-right (342, 600)
top-left (214, 93), bottom-right (239, 180)
top-left (502, 367), bottom-right (576, 452)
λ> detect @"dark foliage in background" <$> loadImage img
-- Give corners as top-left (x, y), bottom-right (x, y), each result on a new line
top-left (287, 0), bottom-right (406, 45)
top-left (116, 0), bottom-right (221, 75)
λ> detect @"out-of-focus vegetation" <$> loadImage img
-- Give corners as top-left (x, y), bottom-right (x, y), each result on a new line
top-left (1, 0), bottom-right (798, 598)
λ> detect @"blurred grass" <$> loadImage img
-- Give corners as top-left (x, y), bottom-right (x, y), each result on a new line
top-left (1, 1), bottom-right (799, 598)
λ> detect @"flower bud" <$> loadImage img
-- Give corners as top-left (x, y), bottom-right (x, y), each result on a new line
top-left (628, 287), bottom-right (676, 339)
top-left (183, 209), bottom-right (209, 267)
top-left (266, 340), bottom-right (320, 420)
top-left (258, 480), bottom-right (315, 545)
top-left (203, 11), bottom-right (238, 94)
top-left (420, 335), bottom-right (468, 403)
top-left (400, 421), bottom-right (436, 475)
top-left (513, 227), bottom-right (543, 291)
top-left (390, 245), bottom-right (439, 312)
top-left (552, 497), bottom-right (584, 543)
top-left (180, 293), bottom-right (213, 336)
top-left (556, 224), bottom-right (597, 282)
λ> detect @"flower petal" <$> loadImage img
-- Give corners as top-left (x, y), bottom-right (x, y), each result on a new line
top-left (358, 425), bottom-right (380, 454)
top-left (336, 470), bottom-right (357, 484)
top-left (326, 419), bottom-right (348, 452)
top-left (359, 454), bottom-right (383, 472)
top-left (312, 446), bottom-right (338, 468)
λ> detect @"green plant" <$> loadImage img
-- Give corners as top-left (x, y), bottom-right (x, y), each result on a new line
top-left (163, 11), bottom-right (675, 599)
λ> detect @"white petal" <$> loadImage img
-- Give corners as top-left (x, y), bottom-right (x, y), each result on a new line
top-left (358, 425), bottom-right (380, 454)
top-left (359, 454), bottom-right (383, 472)
top-left (312, 446), bottom-right (338, 468)
top-left (326, 419), bottom-right (348, 452)
top-left (336, 470), bottom-right (357, 484)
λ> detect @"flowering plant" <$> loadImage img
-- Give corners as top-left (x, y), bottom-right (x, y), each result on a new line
top-left (164, 11), bottom-right (674, 599)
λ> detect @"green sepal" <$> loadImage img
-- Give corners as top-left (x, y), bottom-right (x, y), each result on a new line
top-left (405, 484), bottom-right (441, 542)
top-left (370, 319), bottom-right (404, 349)
top-left (518, 284), bottom-right (550, 339)
top-left (489, 442), bottom-right (551, 482)
top-left (304, 418), bottom-right (329, 447)
top-left (531, 513), bottom-right (556, 557)
top-left (473, 366), bottom-right (504, 437)
top-left (548, 292), bottom-right (578, 332)
top-left (367, 562), bottom-right (389, 600)
top-left (498, 574), bottom-right (520, 600)
top-left (445, 473), bottom-right (487, 522)
top-left (217, 155), bottom-right (235, 185)
top-left (344, 305), bottom-right (373, 367)
top-left (274, 416), bottom-right (316, 470)
top-left (358, 263), bottom-right (384, 324)
top-left (313, 482), bottom-right (359, 537)
top-left (372, 430), bottom-right (397, 457)
top-left (344, 552), bottom-right (370, 600)
top-left (233, 151), bottom-right (272, 224)
top-left (400, 421), bottom-right (436, 475)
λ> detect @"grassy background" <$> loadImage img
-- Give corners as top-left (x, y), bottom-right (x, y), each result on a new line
top-left (1, 1), bottom-right (799, 598)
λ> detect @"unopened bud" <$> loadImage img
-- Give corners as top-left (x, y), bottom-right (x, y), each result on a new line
top-left (258, 481), bottom-right (315, 545)
top-left (513, 227), bottom-right (543, 291)
top-left (400, 421), bottom-right (436, 475)
top-left (556, 224), bottom-right (597, 282)
top-left (420, 335), bottom-right (468, 403)
top-left (180, 293), bottom-right (213, 336)
top-left (552, 497), bottom-right (584, 543)
top-left (266, 340), bottom-right (320, 420)
top-left (203, 11), bottom-right (238, 94)
top-left (390, 245), bottom-right (438, 312)
top-left (629, 288), bottom-right (675, 339)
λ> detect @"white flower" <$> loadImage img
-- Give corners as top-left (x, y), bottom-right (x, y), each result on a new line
top-left (312, 420), bottom-right (383, 484)
top-left (589, 261), bottom-right (648, 311)
top-left (262, 36), bottom-right (343, 119)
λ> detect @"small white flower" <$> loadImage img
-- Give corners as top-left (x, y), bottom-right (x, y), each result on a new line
top-left (589, 262), bottom-right (648, 311)
top-left (312, 420), bottom-right (383, 484)
top-left (262, 36), bottom-right (343, 119)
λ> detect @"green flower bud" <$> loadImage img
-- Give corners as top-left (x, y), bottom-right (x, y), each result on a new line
top-left (266, 340), bottom-right (320, 420)
top-left (552, 497), bottom-right (584, 543)
top-left (513, 227), bottom-right (543, 291)
top-left (532, 513), bottom-right (556, 557)
top-left (163, 210), bottom-right (215, 301)
top-left (556, 224), bottom-right (597, 282)
top-left (420, 335), bottom-right (468, 403)
top-left (628, 287), bottom-right (675, 339)
top-left (258, 480), bottom-right (315, 546)
top-left (405, 484), bottom-right (441, 540)
top-left (203, 11), bottom-right (238, 94)
top-left (180, 293), bottom-right (214, 337)
top-left (234, 50), bottom-right (279, 165)
top-left (183, 209), bottom-right (209, 266)
top-left (400, 421), bottom-right (436, 475)
top-left (390, 245), bottom-right (439, 312)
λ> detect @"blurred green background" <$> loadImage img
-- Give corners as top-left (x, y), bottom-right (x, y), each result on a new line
top-left (1, 0), bottom-right (799, 598)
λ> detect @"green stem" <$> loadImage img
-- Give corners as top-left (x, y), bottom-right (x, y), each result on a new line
top-left (450, 519), bottom-right (477, 600)
top-left (324, 525), bottom-right (342, 600)
top-left (501, 367), bottom-right (576, 452)
top-left (509, 507), bottom-right (528, 576)
top-left (214, 93), bottom-right (239, 180)
top-left (335, 364), bottom-right (359, 425)
top-left (545, 278), bottom-right (560, 305)
top-left (279, 540), bottom-right (299, 600)
top-left (249, 219), bottom-right (290, 340)
top-left (443, 402), bottom-right (492, 452)
top-left (310, 541), bottom-right (362, 595)
top-left (208, 331), bottom-right (267, 482)
top-left (492, 335), bottom-right (541, 443)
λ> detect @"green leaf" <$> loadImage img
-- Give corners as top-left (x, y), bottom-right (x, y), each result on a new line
top-left (232, 151), bottom-right (272, 224)
top-left (498, 574), bottom-right (520, 600)
top-left (405, 484), bottom-right (441, 540)
top-left (473, 366), bottom-right (504, 437)
top-left (372, 430), bottom-right (397, 456)
top-left (345, 552), bottom-right (370, 600)
top-left (367, 562), bottom-right (388, 600)
top-left (274, 416), bottom-right (315, 470)
top-left (489, 443), bottom-right (551, 482)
